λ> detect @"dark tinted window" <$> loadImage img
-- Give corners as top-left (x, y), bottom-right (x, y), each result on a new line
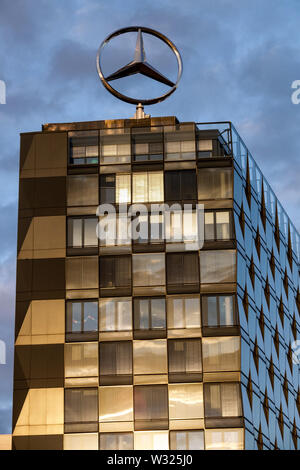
top-left (100, 256), bottom-right (131, 294)
top-left (134, 385), bottom-right (168, 430)
top-left (99, 341), bottom-right (132, 385)
top-left (165, 170), bottom-right (197, 201)
top-left (166, 252), bottom-right (199, 293)
top-left (202, 295), bottom-right (237, 327)
top-left (133, 297), bottom-right (166, 339)
top-left (168, 338), bottom-right (202, 382)
top-left (65, 388), bottom-right (98, 433)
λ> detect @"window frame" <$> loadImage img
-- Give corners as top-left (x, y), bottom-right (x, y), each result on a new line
top-left (132, 253), bottom-right (165, 290)
top-left (167, 295), bottom-right (201, 330)
top-left (132, 171), bottom-right (164, 203)
top-left (133, 297), bottom-right (166, 339)
top-left (168, 338), bottom-right (203, 383)
top-left (99, 432), bottom-right (134, 450)
top-left (203, 382), bottom-right (243, 428)
top-left (204, 209), bottom-right (233, 242)
top-left (99, 297), bottom-right (132, 333)
top-left (197, 167), bottom-right (233, 200)
top-left (64, 387), bottom-right (99, 433)
top-left (132, 127), bottom-right (164, 162)
top-left (100, 129), bottom-right (131, 165)
top-left (132, 212), bottom-right (164, 247)
top-left (66, 300), bottom-right (98, 343)
top-left (169, 430), bottom-right (205, 450)
top-left (166, 252), bottom-right (200, 293)
top-left (67, 216), bottom-right (99, 254)
top-left (99, 255), bottom-right (132, 296)
top-left (199, 249), bottom-right (236, 284)
top-left (165, 170), bottom-right (197, 202)
top-left (133, 384), bottom-right (169, 430)
top-left (99, 340), bottom-right (133, 385)
top-left (68, 131), bottom-right (99, 166)
top-left (164, 125), bottom-right (196, 162)
top-left (201, 294), bottom-right (237, 328)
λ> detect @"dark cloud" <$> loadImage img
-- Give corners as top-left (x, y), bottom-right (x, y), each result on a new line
top-left (48, 39), bottom-right (96, 84)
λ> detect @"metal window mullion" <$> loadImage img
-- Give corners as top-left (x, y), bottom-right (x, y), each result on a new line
top-left (81, 301), bottom-right (85, 334)
top-left (213, 210), bottom-right (217, 241)
top-left (82, 218), bottom-right (85, 248)
top-left (217, 295), bottom-right (221, 327)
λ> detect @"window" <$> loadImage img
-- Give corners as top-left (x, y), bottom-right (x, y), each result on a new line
top-left (169, 383), bottom-right (203, 420)
top-left (204, 210), bottom-right (233, 241)
top-left (198, 167), bottom-right (232, 200)
top-left (165, 209), bottom-right (198, 245)
top-left (134, 431), bottom-right (169, 450)
top-left (65, 343), bottom-right (98, 381)
top-left (132, 127), bottom-right (163, 161)
top-left (168, 339), bottom-right (202, 382)
top-left (99, 256), bottom-right (131, 295)
top-left (132, 253), bottom-right (165, 289)
top-left (100, 174), bottom-right (131, 204)
top-left (100, 128), bottom-right (131, 164)
top-left (66, 300), bottom-right (98, 342)
top-left (202, 336), bottom-right (240, 372)
top-left (99, 433), bottom-right (133, 450)
top-left (205, 428), bottom-right (244, 450)
top-left (167, 296), bottom-right (201, 329)
top-left (197, 135), bottom-right (229, 159)
top-left (64, 433), bottom-right (98, 450)
top-left (99, 213), bottom-right (131, 247)
top-left (100, 298), bottom-right (132, 332)
top-left (99, 386), bottom-right (133, 423)
top-left (204, 383), bottom-right (242, 418)
top-left (132, 172), bottom-right (163, 203)
top-left (165, 170), bottom-right (197, 202)
top-left (64, 388), bottom-right (98, 433)
top-left (99, 341), bottom-right (132, 385)
top-left (170, 430), bottom-right (204, 450)
top-left (166, 252), bottom-right (199, 293)
top-left (202, 295), bottom-right (236, 327)
top-left (200, 250), bottom-right (236, 284)
top-left (197, 138), bottom-right (213, 158)
top-left (67, 217), bottom-right (98, 250)
top-left (69, 131), bottom-right (99, 165)
top-left (133, 298), bottom-right (166, 339)
top-left (66, 257), bottom-right (98, 291)
top-left (164, 125), bottom-right (196, 161)
top-left (134, 385), bottom-right (168, 430)
top-left (100, 174), bottom-right (115, 204)
top-left (132, 213), bottom-right (164, 245)
top-left (134, 340), bottom-right (168, 375)
top-left (67, 175), bottom-right (99, 207)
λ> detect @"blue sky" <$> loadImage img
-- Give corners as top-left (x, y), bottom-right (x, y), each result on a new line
top-left (0, 0), bottom-right (300, 434)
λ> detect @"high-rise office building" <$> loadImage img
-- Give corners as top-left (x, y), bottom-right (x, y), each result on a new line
top-left (13, 116), bottom-right (300, 450)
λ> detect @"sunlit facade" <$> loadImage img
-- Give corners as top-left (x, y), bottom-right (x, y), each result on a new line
top-left (0, 434), bottom-right (11, 450)
top-left (13, 116), bottom-right (300, 450)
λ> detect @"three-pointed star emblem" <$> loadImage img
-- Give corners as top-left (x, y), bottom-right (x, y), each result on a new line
top-left (105, 28), bottom-right (175, 87)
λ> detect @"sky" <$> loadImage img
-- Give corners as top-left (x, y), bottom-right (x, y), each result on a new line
top-left (0, 0), bottom-right (300, 434)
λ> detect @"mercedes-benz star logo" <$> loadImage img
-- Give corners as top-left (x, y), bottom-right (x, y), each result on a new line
top-left (96, 26), bottom-right (183, 106)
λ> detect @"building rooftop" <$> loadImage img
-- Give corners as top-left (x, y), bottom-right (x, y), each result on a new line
top-left (26, 116), bottom-right (299, 263)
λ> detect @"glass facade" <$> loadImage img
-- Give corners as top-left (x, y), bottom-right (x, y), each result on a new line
top-left (13, 116), bottom-right (300, 450)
